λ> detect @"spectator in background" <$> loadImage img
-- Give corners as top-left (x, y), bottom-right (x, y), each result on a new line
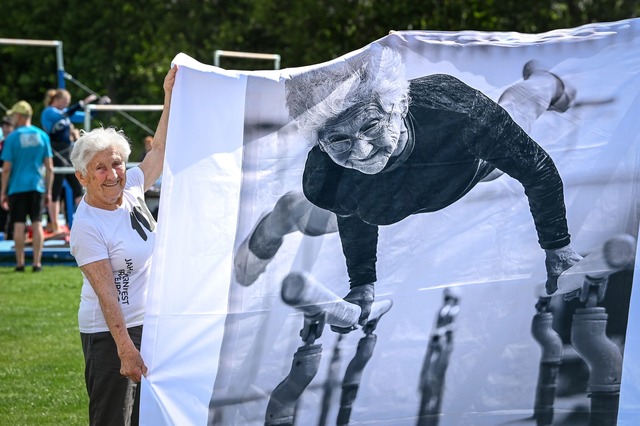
top-left (0, 115), bottom-right (12, 144)
top-left (41, 89), bottom-right (109, 233)
top-left (0, 115), bottom-right (13, 162)
top-left (0, 115), bottom-right (14, 238)
top-left (0, 101), bottom-right (53, 272)
top-left (138, 135), bottom-right (153, 161)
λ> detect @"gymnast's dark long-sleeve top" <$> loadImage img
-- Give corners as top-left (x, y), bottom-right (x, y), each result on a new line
top-left (302, 74), bottom-right (570, 287)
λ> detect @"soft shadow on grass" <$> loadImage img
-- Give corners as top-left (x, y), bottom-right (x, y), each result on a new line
top-left (0, 265), bottom-right (88, 425)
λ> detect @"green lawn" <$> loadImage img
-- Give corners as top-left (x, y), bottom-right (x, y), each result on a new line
top-left (0, 265), bottom-right (88, 425)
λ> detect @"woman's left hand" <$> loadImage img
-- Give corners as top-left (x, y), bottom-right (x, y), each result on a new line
top-left (163, 65), bottom-right (178, 98)
top-left (139, 65), bottom-right (178, 191)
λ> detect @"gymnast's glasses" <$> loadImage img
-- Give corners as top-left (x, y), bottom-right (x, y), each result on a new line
top-left (318, 103), bottom-right (395, 155)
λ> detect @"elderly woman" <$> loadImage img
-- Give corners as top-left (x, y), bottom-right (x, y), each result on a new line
top-left (69, 65), bottom-right (176, 425)
top-left (234, 45), bottom-right (581, 327)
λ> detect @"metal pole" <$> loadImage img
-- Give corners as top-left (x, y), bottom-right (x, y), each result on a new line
top-left (531, 297), bottom-right (563, 426)
top-left (55, 41), bottom-right (65, 89)
top-left (572, 304), bottom-right (622, 426)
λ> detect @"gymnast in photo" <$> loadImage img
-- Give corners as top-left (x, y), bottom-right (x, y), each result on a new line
top-left (234, 44), bottom-right (582, 330)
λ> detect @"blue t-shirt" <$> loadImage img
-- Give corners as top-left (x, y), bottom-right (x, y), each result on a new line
top-left (0, 125), bottom-right (53, 194)
top-left (41, 104), bottom-right (86, 145)
top-left (41, 106), bottom-right (70, 144)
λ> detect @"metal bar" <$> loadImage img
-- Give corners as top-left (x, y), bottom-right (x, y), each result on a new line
top-left (83, 104), bottom-right (162, 131)
top-left (55, 41), bottom-right (65, 89)
top-left (0, 38), bottom-right (65, 88)
top-left (0, 164), bottom-right (142, 174)
top-left (214, 49), bottom-right (281, 70)
top-left (0, 38), bottom-right (61, 47)
top-left (87, 105), bottom-right (163, 112)
top-left (65, 73), bottom-right (157, 134)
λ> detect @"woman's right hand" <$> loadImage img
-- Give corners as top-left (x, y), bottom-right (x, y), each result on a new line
top-left (119, 344), bottom-right (148, 383)
top-left (83, 94), bottom-right (98, 104)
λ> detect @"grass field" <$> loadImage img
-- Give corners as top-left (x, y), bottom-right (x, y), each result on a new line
top-left (0, 265), bottom-right (88, 425)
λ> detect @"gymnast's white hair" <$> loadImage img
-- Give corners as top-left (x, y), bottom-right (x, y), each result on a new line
top-left (285, 44), bottom-right (410, 144)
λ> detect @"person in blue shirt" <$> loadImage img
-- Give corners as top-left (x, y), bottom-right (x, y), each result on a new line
top-left (1, 101), bottom-right (54, 271)
top-left (0, 115), bottom-right (14, 237)
top-left (41, 89), bottom-right (108, 233)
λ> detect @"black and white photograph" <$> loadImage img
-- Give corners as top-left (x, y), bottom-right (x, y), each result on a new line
top-left (139, 20), bottom-right (640, 426)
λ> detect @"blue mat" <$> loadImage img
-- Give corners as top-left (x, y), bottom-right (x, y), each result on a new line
top-left (0, 239), bottom-right (76, 266)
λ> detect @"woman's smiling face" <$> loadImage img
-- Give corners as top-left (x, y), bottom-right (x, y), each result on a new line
top-left (76, 146), bottom-right (127, 210)
top-left (317, 102), bottom-right (408, 174)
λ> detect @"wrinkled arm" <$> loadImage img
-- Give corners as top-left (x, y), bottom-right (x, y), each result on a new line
top-left (1, 161), bottom-right (11, 211)
top-left (80, 259), bottom-right (147, 382)
top-left (139, 66), bottom-right (178, 191)
top-left (336, 215), bottom-right (379, 287)
top-left (43, 157), bottom-right (53, 206)
top-left (332, 215), bottom-right (378, 329)
top-left (467, 94), bottom-right (570, 249)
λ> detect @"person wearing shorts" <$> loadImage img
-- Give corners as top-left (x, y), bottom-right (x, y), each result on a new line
top-left (0, 100), bottom-right (53, 271)
top-left (41, 89), bottom-right (96, 232)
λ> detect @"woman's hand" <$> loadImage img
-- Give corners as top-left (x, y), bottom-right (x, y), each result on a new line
top-left (331, 283), bottom-right (375, 333)
top-left (140, 65), bottom-right (178, 191)
top-left (118, 344), bottom-right (148, 383)
top-left (545, 244), bottom-right (583, 295)
top-left (81, 260), bottom-right (148, 382)
top-left (83, 94), bottom-right (98, 104)
top-left (163, 65), bottom-right (178, 99)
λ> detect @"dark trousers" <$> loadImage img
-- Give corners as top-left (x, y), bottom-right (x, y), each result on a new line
top-left (80, 326), bottom-right (143, 426)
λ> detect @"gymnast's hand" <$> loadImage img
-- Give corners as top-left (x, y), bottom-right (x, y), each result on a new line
top-left (331, 283), bottom-right (375, 333)
top-left (544, 244), bottom-right (583, 295)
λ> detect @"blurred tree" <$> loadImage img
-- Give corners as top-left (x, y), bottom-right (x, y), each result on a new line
top-left (0, 0), bottom-right (638, 154)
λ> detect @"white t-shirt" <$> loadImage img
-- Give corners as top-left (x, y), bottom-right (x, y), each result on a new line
top-left (70, 167), bottom-right (157, 333)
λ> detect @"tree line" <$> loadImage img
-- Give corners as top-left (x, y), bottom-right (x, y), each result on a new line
top-left (1, 0), bottom-right (637, 154)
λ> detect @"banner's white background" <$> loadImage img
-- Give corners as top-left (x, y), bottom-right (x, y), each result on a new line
top-left (141, 20), bottom-right (640, 425)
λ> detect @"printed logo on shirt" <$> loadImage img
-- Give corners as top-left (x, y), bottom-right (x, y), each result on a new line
top-left (20, 133), bottom-right (42, 148)
top-left (52, 118), bottom-right (69, 133)
top-left (130, 197), bottom-right (156, 241)
top-left (115, 258), bottom-right (133, 305)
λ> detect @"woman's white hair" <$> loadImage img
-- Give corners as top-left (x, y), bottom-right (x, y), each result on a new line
top-left (70, 127), bottom-right (132, 175)
top-left (285, 44), bottom-right (410, 144)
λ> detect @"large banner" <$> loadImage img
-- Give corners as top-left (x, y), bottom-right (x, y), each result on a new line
top-left (141, 19), bottom-right (640, 425)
